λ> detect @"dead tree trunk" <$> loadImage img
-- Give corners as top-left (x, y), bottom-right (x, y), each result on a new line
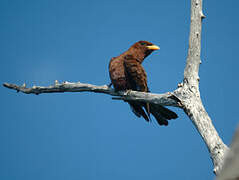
top-left (174, 0), bottom-right (229, 174)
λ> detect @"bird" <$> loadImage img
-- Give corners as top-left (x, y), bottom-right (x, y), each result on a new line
top-left (109, 40), bottom-right (178, 125)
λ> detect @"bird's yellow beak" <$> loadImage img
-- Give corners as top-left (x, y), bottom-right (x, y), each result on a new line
top-left (147, 45), bottom-right (160, 50)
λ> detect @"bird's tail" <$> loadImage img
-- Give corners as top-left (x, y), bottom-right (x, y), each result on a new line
top-left (150, 103), bottom-right (178, 126)
top-left (128, 102), bottom-right (150, 122)
top-left (128, 101), bottom-right (177, 126)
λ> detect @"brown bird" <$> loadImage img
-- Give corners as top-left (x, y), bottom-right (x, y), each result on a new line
top-left (109, 41), bottom-right (178, 125)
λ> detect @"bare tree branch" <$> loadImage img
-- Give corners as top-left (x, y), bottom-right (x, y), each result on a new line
top-left (2, 0), bottom-right (230, 176)
top-left (3, 82), bottom-right (180, 107)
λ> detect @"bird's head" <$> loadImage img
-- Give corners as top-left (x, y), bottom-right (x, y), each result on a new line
top-left (129, 41), bottom-right (160, 61)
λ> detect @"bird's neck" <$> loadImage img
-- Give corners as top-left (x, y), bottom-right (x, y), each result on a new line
top-left (125, 48), bottom-right (146, 63)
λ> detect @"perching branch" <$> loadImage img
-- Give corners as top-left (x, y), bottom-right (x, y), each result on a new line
top-left (2, 0), bottom-right (230, 176)
top-left (3, 82), bottom-right (180, 107)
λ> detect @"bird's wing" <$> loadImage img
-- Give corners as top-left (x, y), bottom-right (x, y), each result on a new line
top-left (109, 57), bottom-right (128, 91)
top-left (124, 55), bottom-right (150, 119)
top-left (123, 55), bottom-right (148, 92)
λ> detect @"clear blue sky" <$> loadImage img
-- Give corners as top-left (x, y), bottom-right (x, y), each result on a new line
top-left (1, 0), bottom-right (238, 179)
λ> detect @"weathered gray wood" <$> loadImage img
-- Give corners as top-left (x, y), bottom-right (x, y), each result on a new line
top-left (175, 86), bottom-right (228, 175)
top-left (3, 82), bottom-right (180, 107)
top-left (174, 0), bottom-right (228, 175)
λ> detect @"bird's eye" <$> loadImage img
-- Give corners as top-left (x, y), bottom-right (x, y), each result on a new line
top-left (140, 42), bottom-right (146, 45)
